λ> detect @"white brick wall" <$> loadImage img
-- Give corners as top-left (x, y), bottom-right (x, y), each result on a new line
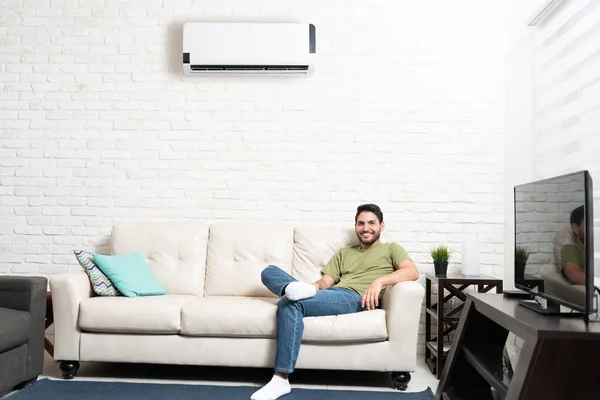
top-left (2, 0), bottom-right (508, 354)
top-left (1, 0), bottom-right (508, 277)
top-left (515, 173), bottom-right (585, 275)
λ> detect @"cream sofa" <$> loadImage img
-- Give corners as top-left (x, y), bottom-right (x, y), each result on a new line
top-left (49, 221), bottom-right (425, 390)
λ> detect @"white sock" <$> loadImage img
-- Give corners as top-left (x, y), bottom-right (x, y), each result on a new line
top-left (250, 375), bottom-right (291, 400)
top-left (284, 281), bottom-right (317, 301)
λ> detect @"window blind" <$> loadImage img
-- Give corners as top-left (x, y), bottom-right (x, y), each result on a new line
top-left (532, 0), bottom-right (600, 271)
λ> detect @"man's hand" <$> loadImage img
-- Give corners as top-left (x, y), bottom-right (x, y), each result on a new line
top-left (362, 278), bottom-right (383, 310)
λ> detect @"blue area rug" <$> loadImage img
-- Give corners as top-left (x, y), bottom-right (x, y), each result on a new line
top-left (8, 379), bottom-right (437, 399)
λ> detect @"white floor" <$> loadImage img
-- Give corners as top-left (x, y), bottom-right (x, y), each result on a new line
top-left (26, 350), bottom-right (438, 396)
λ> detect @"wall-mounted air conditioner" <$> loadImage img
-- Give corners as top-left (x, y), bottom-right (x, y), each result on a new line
top-left (182, 22), bottom-right (316, 76)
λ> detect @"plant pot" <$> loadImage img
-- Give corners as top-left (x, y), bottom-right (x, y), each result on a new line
top-left (434, 261), bottom-right (448, 276)
top-left (515, 263), bottom-right (526, 281)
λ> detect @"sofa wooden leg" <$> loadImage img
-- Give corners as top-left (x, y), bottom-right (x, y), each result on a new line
top-left (391, 371), bottom-right (411, 391)
top-left (59, 361), bottom-right (80, 379)
top-left (13, 376), bottom-right (37, 390)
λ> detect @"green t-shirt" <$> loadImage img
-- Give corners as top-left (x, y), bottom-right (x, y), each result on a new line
top-left (561, 244), bottom-right (585, 273)
top-left (321, 242), bottom-right (411, 297)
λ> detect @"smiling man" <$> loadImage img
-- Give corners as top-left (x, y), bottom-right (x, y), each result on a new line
top-left (251, 203), bottom-right (419, 400)
top-left (561, 205), bottom-right (586, 285)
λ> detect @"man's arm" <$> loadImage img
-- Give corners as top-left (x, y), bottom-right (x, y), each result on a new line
top-left (317, 249), bottom-right (342, 290)
top-left (312, 274), bottom-right (335, 290)
top-left (377, 259), bottom-right (419, 286)
top-left (563, 262), bottom-right (586, 285)
top-left (561, 245), bottom-right (585, 286)
top-left (362, 260), bottom-right (419, 310)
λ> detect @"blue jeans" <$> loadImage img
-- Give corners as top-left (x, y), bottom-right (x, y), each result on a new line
top-left (261, 264), bottom-right (364, 373)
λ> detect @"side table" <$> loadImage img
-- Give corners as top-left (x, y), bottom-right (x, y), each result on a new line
top-left (425, 273), bottom-right (502, 379)
top-left (45, 291), bottom-right (54, 357)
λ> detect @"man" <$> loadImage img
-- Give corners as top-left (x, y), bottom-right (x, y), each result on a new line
top-left (251, 203), bottom-right (419, 400)
top-left (562, 205), bottom-right (586, 285)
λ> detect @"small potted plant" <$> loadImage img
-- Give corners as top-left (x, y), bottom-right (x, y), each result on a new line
top-left (429, 244), bottom-right (453, 276)
top-left (515, 246), bottom-right (532, 280)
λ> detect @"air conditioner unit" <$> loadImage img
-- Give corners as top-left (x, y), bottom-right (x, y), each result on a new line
top-left (182, 22), bottom-right (316, 76)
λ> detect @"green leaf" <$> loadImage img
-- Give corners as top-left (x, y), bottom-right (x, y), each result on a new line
top-left (429, 244), bottom-right (453, 263)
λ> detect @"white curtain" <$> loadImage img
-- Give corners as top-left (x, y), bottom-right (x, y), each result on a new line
top-left (532, 0), bottom-right (600, 272)
top-left (506, 0), bottom-right (600, 372)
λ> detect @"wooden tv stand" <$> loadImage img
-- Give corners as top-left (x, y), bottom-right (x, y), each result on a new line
top-left (436, 293), bottom-right (600, 400)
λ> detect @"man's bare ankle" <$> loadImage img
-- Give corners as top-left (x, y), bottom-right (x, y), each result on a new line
top-left (274, 371), bottom-right (289, 380)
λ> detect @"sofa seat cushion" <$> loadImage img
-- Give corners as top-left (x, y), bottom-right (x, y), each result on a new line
top-left (78, 295), bottom-right (197, 334)
top-left (0, 307), bottom-right (31, 352)
top-left (180, 296), bottom-right (388, 343)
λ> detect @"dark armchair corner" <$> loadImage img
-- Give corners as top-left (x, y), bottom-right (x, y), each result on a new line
top-left (0, 275), bottom-right (48, 394)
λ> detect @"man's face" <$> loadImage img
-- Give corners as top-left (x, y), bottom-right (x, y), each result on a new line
top-left (573, 220), bottom-right (586, 245)
top-left (355, 211), bottom-right (384, 246)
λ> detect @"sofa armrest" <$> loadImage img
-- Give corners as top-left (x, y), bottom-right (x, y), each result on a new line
top-left (49, 272), bottom-right (94, 361)
top-left (381, 280), bottom-right (425, 367)
top-left (0, 276), bottom-right (48, 379)
top-left (381, 280), bottom-right (425, 339)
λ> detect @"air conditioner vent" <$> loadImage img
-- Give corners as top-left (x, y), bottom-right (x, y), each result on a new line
top-left (190, 65), bottom-right (309, 72)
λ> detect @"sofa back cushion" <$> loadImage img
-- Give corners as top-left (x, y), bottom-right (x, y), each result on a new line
top-left (204, 222), bottom-right (294, 297)
top-left (110, 222), bottom-right (209, 297)
top-left (292, 226), bottom-right (360, 283)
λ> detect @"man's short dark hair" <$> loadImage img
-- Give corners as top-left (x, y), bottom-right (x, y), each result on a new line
top-left (355, 204), bottom-right (383, 224)
top-left (570, 205), bottom-right (584, 226)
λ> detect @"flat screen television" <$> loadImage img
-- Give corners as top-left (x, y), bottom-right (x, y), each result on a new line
top-left (514, 170), bottom-right (596, 321)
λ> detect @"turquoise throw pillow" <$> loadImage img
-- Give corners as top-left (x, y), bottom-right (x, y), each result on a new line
top-left (92, 252), bottom-right (168, 297)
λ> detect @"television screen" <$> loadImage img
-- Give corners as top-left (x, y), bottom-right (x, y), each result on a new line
top-left (514, 170), bottom-right (595, 316)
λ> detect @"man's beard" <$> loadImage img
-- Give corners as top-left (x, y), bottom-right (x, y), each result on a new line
top-left (357, 230), bottom-right (381, 245)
